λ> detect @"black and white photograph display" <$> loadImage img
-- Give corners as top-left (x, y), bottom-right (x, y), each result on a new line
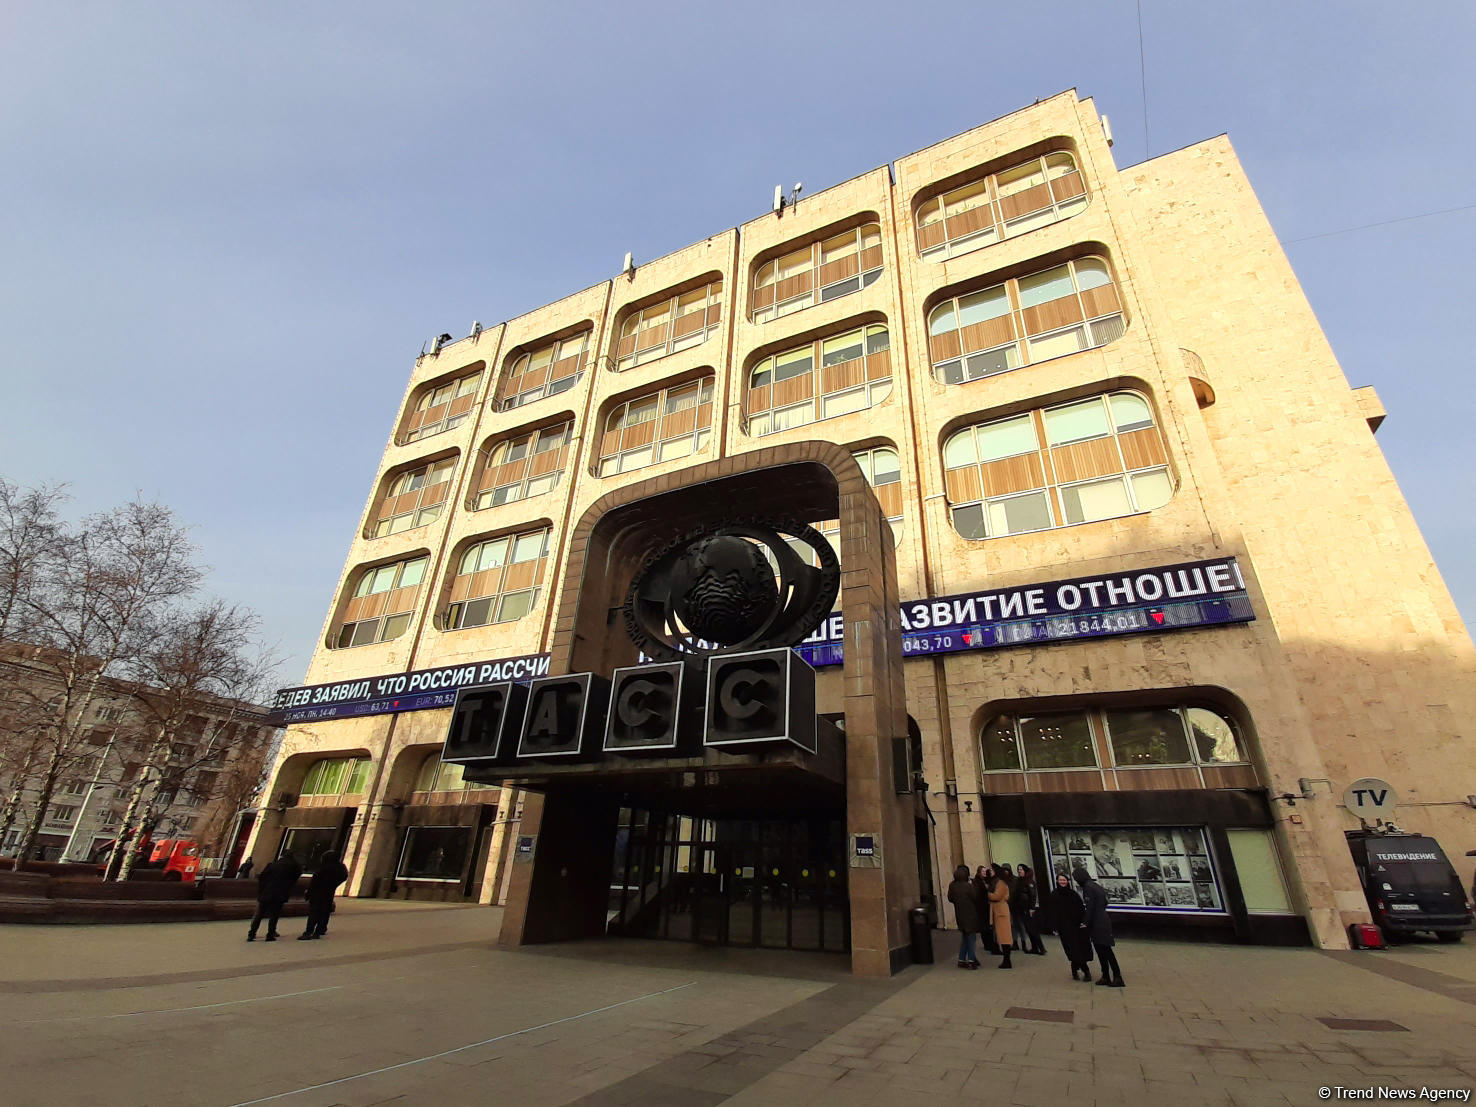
top-left (1046, 826), bottom-right (1223, 913)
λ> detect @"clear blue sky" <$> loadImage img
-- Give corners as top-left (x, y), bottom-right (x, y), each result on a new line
top-left (2, 2), bottom-right (1472, 685)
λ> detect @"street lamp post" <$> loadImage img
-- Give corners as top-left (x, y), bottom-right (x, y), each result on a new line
top-left (61, 729), bottom-right (120, 863)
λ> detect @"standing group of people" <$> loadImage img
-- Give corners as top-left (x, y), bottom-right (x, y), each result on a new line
top-left (946, 863), bottom-right (1126, 987)
top-left (244, 850), bottom-right (350, 943)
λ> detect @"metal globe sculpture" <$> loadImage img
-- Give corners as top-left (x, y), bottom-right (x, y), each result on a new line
top-left (624, 517), bottom-right (839, 664)
top-left (669, 534), bottom-right (779, 645)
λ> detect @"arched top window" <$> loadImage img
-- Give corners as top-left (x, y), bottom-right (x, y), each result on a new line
top-left (616, 281), bottom-right (723, 370)
top-left (498, 333), bottom-right (588, 410)
top-left (413, 753), bottom-right (482, 793)
top-left (746, 324), bottom-right (892, 437)
top-left (917, 151), bottom-right (1087, 261)
top-left (751, 224), bottom-right (883, 323)
top-left (369, 457), bottom-right (455, 538)
top-left (401, 370), bottom-right (481, 444)
top-left (334, 556), bottom-right (429, 648)
top-left (942, 390), bottom-right (1173, 541)
top-left (301, 757), bottom-right (372, 797)
top-left (443, 527), bottom-right (551, 631)
top-left (980, 705), bottom-right (1245, 773)
top-left (470, 423), bottom-right (572, 511)
top-left (598, 378), bottom-right (714, 476)
top-left (928, 256), bottom-right (1124, 386)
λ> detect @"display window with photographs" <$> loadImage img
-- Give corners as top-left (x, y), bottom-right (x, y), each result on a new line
top-left (1044, 825), bottom-right (1224, 913)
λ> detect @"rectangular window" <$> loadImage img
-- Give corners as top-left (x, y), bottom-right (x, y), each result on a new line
top-left (1044, 397), bottom-right (1112, 445)
top-left (976, 416), bottom-right (1039, 462)
top-left (397, 826), bottom-right (473, 881)
top-left (1060, 477), bottom-right (1132, 525)
top-left (1043, 826), bottom-right (1223, 914)
top-left (1104, 709), bottom-right (1193, 766)
top-left (987, 491), bottom-right (1053, 536)
top-left (279, 828), bottom-right (338, 874)
top-left (1017, 713), bottom-right (1096, 769)
top-left (981, 717), bottom-right (1022, 770)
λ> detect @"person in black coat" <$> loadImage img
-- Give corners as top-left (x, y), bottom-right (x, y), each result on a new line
top-left (972, 865), bottom-right (999, 954)
top-left (1012, 864), bottom-right (1047, 955)
top-left (247, 852), bottom-right (302, 942)
top-left (1074, 867), bottom-right (1124, 987)
top-left (300, 851), bottom-right (349, 940)
top-left (235, 858), bottom-right (254, 880)
top-left (946, 865), bottom-right (982, 969)
top-left (1050, 872), bottom-right (1095, 980)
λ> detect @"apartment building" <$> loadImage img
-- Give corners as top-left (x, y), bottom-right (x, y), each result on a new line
top-left (254, 90), bottom-right (1476, 957)
top-left (0, 643), bottom-right (277, 865)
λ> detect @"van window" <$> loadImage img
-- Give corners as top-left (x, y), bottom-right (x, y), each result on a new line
top-left (1379, 859), bottom-right (1459, 893)
top-left (1367, 840), bottom-right (1459, 892)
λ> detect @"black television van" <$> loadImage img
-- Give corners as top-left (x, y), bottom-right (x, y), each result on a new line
top-left (1346, 830), bottom-right (1473, 943)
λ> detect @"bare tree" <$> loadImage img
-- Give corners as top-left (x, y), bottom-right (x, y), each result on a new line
top-left (162, 720), bottom-right (279, 861)
top-left (9, 497), bottom-right (201, 866)
top-left (0, 478), bottom-right (67, 641)
top-left (0, 481), bottom-right (68, 846)
top-left (106, 602), bottom-right (275, 880)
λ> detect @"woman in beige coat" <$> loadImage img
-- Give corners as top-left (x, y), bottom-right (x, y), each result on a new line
top-left (987, 864), bottom-right (1014, 968)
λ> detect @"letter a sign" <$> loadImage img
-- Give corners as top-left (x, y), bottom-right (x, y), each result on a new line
top-left (1342, 776), bottom-right (1398, 819)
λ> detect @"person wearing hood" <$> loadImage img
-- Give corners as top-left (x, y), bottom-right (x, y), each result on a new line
top-left (1074, 867), bottom-right (1124, 987)
top-left (946, 865), bottom-right (982, 969)
top-left (247, 851), bottom-right (302, 942)
top-left (301, 851), bottom-right (350, 940)
top-left (1050, 872), bottom-right (1095, 980)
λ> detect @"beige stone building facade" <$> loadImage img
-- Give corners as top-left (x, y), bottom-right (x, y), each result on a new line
top-left (252, 90), bottom-right (1476, 954)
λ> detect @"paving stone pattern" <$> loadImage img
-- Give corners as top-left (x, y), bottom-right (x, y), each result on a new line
top-left (0, 903), bottom-right (1472, 1106)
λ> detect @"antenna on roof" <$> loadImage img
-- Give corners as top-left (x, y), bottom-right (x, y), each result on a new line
top-left (622, 251), bottom-right (635, 279)
top-left (1101, 115), bottom-right (1115, 148)
top-left (773, 185), bottom-right (784, 213)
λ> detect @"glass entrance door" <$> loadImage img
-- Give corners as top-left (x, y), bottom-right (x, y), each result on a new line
top-left (608, 807), bottom-right (848, 953)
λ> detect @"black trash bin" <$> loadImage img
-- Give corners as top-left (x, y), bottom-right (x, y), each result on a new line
top-left (909, 906), bottom-right (934, 964)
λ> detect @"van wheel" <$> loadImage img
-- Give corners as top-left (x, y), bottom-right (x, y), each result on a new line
top-left (1435, 931), bottom-right (1463, 944)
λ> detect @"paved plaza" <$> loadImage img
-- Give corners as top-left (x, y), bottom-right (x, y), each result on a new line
top-left (1, 901), bottom-right (1473, 1106)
